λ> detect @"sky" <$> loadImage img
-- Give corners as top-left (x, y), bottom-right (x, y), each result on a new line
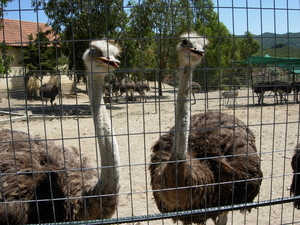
top-left (3, 0), bottom-right (300, 35)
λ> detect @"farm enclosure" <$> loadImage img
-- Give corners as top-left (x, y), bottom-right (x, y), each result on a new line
top-left (0, 0), bottom-right (300, 224)
top-left (1, 86), bottom-right (300, 224)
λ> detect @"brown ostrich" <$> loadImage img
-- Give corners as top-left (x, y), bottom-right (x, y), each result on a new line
top-left (290, 143), bottom-right (300, 208)
top-left (0, 40), bottom-right (121, 224)
top-left (149, 32), bottom-right (262, 225)
top-left (134, 81), bottom-right (150, 102)
top-left (291, 81), bottom-right (300, 102)
top-left (103, 82), bottom-right (112, 103)
top-left (39, 83), bottom-right (59, 106)
top-left (120, 76), bottom-right (135, 101)
top-left (102, 82), bottom-right (120, 103)
top-left (190, 81), bottom-right (201, 104)
top-left (111, 82), bottom-right (121, 102)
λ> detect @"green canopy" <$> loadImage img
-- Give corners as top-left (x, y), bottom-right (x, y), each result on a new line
top-left (234, 54), bottom-right (300, 67)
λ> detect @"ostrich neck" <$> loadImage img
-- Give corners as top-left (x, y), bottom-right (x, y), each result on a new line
top-left (87, 73), bottom-right (120, 193)
top-left (173, 66), bottom-right (192, 160)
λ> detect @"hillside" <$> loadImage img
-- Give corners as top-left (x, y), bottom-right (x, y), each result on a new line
top-left (254, 32), bottom-right (300, 49)
top-left (253, 32), bottom-right (300, 58)
top-left (252, 44), bottom-right (300, 58)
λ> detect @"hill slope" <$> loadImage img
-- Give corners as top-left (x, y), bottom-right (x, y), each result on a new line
top-left (254, 32), bottom-right (300, 50)
top-left (252, 32), bottom-right (300, 57)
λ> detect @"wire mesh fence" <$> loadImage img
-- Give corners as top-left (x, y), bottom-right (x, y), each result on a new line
top-left (0, 0), bottom-right (300, 224)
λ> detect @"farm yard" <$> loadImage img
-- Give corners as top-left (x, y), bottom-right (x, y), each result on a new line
top-left (1, 83), bottom-right (300, 224)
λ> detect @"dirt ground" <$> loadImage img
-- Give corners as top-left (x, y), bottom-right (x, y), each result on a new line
top-left (0, 83), bottom-right (300, 225)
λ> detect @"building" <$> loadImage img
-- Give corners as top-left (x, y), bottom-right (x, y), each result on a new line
top-left (0, 19), bottom-right (72, 99)
top-left (0, 18), bottom-right (55, 67)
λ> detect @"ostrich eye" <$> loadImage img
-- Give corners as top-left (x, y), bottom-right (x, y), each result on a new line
top-left (89, 47), bottom-right (103, 57)
top-left (181, 40), bottom-right (188, 46)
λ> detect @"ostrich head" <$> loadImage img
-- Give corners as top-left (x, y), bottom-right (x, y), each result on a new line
top-left (177, 32), bottom-right (208, 68)
top-left (83, 40), bottom-right (121, 74)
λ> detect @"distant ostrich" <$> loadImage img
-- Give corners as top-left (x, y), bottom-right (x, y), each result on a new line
top-left (149, 32), bottom-right (262, 225)
top-left (134, 81), bottom-right (150, 102)
top-left (103, 82), bottom-right (111, 94)
top-left (271, 80), bottom-right (292, 104)
top-left (103, 82), bottom-right (112, 103)
top-left (102, 82), bottom-right (120, 103)
top-left (111, 82), bottom-right (121, 102)
top-left (291, 143), bottom-right (300, 209)
top-left (0, 40), bottom-right (121, 223)
top-left (190, 81), bottom-right (201, 104)
top-left (120, 75), bottom-right (135, 101)
top-left (252, 81), bottom-right (272, 104)
top-left (253, 81), bottom-right (292, 104)
top-left (39, 84), bottom-right (59, 106)
top-left (291, 81), bottom-right (300, 102)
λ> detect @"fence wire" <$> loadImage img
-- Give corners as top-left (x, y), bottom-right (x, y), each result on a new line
top-left (0, 0), bottom-right (300, 225)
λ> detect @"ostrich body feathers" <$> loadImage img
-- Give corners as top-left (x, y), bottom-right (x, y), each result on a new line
top-left (0, 40), bottom-right (121, 224)
top-left (0, 129), bottom-right (118, 224)
top-left (149, 111), bottom-right (262, 224)
top-left (290, 143), bottom-right (300, 209)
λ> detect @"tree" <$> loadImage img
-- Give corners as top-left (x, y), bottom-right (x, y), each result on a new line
top-left (32, 0), bottom-right (127, 82)
top-left (0, 43), bottom-right (14, 77)
top-left (0, 0), bottom-right (13, 18)
top-left (0, 42), bottom-right (14, 102)
top-left (123, 0), bottom-right (193, 96)
top-left (238, 31), bottom-right (260, 60)
top-left (22, 30), bottom-right (58, 80)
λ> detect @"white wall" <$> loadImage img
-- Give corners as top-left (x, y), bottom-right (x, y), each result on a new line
top-left (0, 67), bottom-right (75, 99)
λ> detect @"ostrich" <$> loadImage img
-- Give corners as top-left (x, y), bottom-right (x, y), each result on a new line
top-left (149, 32), bottom-right (262, 225)
top-left (291, 81), bottom-right (300, 102)
top-left (111, 82), bottom-right (121, 102)
top-left (270, 80), bottom-right (292, 104)
top-left (103, 82), bottom-right (112, 103)
top-left (190, 81), bottom-right (201, 104)
top-left (134, 81), bottom-right (150, 102)
top-left (252, 81), bottom-right (272, 104)
top-left (0, 40), bottom-right (121, 223)
top-left (120, 76), bottom-right (135, 101)
top-left (290, 143), bottom-right (300, 208)
top-left (102, 82), bottom-right (120, 103)
top-left (39, 83), bottom-right (59, 106)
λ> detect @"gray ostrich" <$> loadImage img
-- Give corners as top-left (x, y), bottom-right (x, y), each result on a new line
top-left (39, 83), bottom-right (59, 106)
top-left (0, 40), bottom-right (121, 224)
top-left (149, 32), bottom-right (262, 225)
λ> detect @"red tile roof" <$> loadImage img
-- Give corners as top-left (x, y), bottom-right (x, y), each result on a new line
top-left (0, 19), bottom-right (56, 47)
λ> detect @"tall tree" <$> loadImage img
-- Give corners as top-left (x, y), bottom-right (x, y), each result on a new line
top-left (190, 0), bottom-right (260, 89)
top-left (32, 0), bottom-right (127, 82)
top-left (238, 31), bottom-right (260, 60)
top-left (123, 0), bottom-right (193, 96)
top-left (0, 0), bottom-right (13, 18)
top-left (0, 43), bottom-right (13, 77)
top-left (23, 31), bottom-right (58, 79)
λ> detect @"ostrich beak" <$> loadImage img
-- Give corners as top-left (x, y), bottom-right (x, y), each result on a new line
top-left (94, 57), bottom-right (120, 68)
top-left (189, 48), bottom-right (205, 57)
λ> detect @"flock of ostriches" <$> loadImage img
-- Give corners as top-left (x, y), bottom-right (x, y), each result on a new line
top-left (0, 32), bottom-right (299, 225)
top-left (40, 72), bottom-right (201, 104)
